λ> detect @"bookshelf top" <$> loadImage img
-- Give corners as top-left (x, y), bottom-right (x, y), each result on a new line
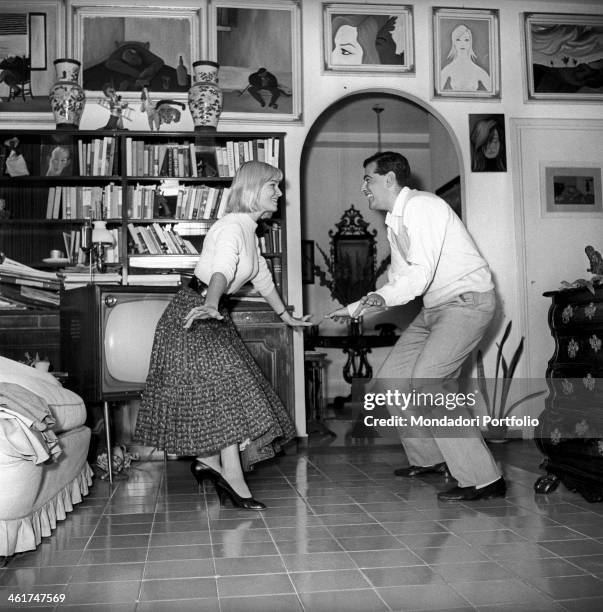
top-left (0, 130), bottom-right (287, 139)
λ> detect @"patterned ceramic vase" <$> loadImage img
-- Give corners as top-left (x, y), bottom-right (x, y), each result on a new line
top-left (49, 59), bottom-right (86, 129)
top-left (187, 61), bottom-right (223, 131)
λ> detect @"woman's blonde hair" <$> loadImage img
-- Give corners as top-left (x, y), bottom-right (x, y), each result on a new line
top-left (225, 161), bottom-right (283, 213)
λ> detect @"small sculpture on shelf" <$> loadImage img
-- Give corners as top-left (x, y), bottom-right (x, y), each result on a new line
top-left (560, 245), bottom-right (603, 294)
top-left (97, 83), bottom-right (132, 130)
top-left (140, 86), bottom-right (184, 131)
top-left (3, 136), bottom-right (29, 177)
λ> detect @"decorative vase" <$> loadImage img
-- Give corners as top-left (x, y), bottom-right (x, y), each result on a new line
top-left (187, 61), bottom-right (223, 132)
top-left (49, 59), bottom-right (86, 130)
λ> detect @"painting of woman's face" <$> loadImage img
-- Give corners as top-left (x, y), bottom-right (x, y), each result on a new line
top-left (453, 27), bottom-right (472, 51)
top-left (332, 24), bottom-right (363, 64)
top-left (483, 128), bottom-right (500, 159)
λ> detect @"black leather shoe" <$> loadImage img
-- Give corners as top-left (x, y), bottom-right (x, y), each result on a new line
top-left (438, 477), bottom-right (506, 502)
top-left (394, 462), bottom-right (448, 477)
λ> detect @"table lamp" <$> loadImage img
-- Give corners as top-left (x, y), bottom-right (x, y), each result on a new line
top-left (91, 220), bottom-right (114, 273)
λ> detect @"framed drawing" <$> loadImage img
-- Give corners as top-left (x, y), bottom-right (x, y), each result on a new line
top-left (433, 7), bottom-right (499, 98)
top-left (524, 13), bottom-right (603, 102)
top-left (469, 114), bottom-right (506, 173)
top-left (323, 3), bottom-right (414, 74)
top-left (67, 1), bottom-right (205, 101)
top-left (541, 164), bottom-right (602, 217)
top-left (208, 0), bottom-right (301, 122)
top-left (0, 0), bottom-right (61, 118)
top-left (435, 175), bottom-right (462, 220)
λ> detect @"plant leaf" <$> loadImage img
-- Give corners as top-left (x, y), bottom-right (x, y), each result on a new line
top-left (476, 350), bottom-right (491, 414)
top-left (502, 390), bottom-right (547, 419)
top-left (493, 321), bottom-right (512, 416)
top-left (499, 337), bottom-right (525, 415)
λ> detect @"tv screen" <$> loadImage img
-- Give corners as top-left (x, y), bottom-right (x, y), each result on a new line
top-left (104, 298), bottom-right (171, 384)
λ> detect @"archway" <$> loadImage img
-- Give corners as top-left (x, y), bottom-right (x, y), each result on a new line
top-left (300, 89), bottom-right (463, 403)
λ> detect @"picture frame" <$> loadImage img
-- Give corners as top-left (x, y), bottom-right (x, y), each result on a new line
top-left (208, 0), bottom-right (302, 122)
top-left (523, 13), bottom-right (603, 102)
top-left (67, 0), bottom-right (205, 103)
top-left (40, 140), bottom-right (75, 177)
top-left (541, 164), bottom-right (603, 217)
top-left (435, 175), bottom-right (462, 220)
top-left (432, 7), bottom-right (500, 98)
top-left (301, 239), bottom-right (314, 285)
top-left (323, 3), bottom-right (414, 74)
top-left (0, 0), bottom-right (62, 119)
top-left (469, 113), bottom-right (507, 173)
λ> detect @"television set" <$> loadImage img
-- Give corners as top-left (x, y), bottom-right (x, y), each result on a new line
top-left (61, 285), bottom-right (178, 403)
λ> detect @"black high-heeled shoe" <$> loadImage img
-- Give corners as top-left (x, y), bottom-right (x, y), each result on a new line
top-left (214, 477), bottom-right (266, 510)
top-left (190, 460), bottom-right (221, 486)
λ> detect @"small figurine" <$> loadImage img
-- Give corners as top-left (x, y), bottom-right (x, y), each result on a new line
top-left (140, 86), bottom-right (184, 131)
top-left (3, 136), bottom-right (29, 177)
top-left (97, 83), bottom-right (132, 130)
top-left (586, 245), bottom-right (603, 276)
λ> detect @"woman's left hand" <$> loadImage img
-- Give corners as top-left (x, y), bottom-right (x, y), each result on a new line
top-left (281, 312), bottom-right (313, 329)
top-left (183, 304), bottom-right (224, 329)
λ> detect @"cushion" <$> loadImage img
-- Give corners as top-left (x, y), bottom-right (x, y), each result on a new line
top-left (0, 357), bottom-right (86, 432)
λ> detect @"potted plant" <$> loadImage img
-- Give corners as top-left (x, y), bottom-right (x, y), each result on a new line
top-left (476, 321), bottom-right (546, 442)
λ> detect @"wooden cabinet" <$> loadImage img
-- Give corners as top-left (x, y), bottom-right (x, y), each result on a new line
top-left (231, 299), bottom-right (294, 416)
top-left (535, 286), bottom-right (603, 501)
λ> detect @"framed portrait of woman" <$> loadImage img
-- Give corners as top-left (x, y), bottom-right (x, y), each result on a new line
top-left (323, 3), bottom-right (414, 74)
top-left (469, 114), bottom-right (506, 173)
top-left (432, 7), bottom-right (500, 99)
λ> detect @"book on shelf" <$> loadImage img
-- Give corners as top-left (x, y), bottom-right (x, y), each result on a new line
top-left (127, 273), bottom-right (182, 286)
top-left (128, 254), bottom-right (198, 269)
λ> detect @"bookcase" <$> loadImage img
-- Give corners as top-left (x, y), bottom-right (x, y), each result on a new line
top-left (0, 129), bottom-right (287, 299)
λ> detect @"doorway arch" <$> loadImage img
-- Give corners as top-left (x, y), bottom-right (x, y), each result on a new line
top-left (299, 89), bottom-right (464, 401)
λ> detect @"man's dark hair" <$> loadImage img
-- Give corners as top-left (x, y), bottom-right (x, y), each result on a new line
top-left (363, 151), bottom-right (410, 185)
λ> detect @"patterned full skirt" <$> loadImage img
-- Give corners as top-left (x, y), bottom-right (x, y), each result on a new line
top-left (134, 287), bottom-right (296, 470)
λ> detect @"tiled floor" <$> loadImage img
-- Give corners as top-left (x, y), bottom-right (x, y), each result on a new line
top-left (2, 440), bottom-right (603, 611)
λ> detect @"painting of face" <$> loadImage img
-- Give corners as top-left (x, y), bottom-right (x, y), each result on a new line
top-left (323, 4), bottom-right (414, 74)
top-left (331, 24), bottom-right (363, 64)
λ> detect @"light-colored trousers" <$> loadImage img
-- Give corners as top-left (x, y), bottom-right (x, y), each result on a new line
top-left (377, 290), bottom-right (501, 488)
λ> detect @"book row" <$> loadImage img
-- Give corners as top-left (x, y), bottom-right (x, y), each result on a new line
top-left (259, 222), bottom-right (283, 254)
top-left (77, 137), bottom-right (118, 176)
top-left (125, 137), bottom-right (280, 178)
top-left (46, 184), bottom-right (122, 220)
top-left (127, 223), bottom-right (199, 256)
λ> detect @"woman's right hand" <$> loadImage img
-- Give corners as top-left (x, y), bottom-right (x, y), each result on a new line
top-left (183, 304), bottom-right (224, 328)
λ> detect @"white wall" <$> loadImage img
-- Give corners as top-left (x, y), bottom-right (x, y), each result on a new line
top-left (9, 0), bottom-right (603, 435)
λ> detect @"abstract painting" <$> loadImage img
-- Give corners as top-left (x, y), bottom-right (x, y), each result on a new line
top-left (524, 13), bottom-right (603, 101)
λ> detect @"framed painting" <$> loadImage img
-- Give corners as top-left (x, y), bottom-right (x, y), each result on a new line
top-left (541, 164), bottom-right (602, 217)
top-left (323, 3), bottom-right (414, 74)
top-left (0, 0), bottom-right (61, 119)
top-left (208, 0), bottom-right (301, 122)
top-left (524, 13), bottom-right (603, 102)
top-left (67, 0), bottom-right (205, 102)
top-left (469, 114), bottom-right (506, 173)
top-left (432, 7), bottom-right (500, 98)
